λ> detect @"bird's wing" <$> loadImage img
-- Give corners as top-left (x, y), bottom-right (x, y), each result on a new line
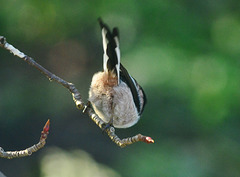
top-left (120, 64), bottom-right (147, 115)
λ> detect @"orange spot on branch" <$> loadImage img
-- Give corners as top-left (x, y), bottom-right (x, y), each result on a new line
top-left (143, 136), bottom-right (154, 144)
top-left (43, 119), bottom-right (50, 133)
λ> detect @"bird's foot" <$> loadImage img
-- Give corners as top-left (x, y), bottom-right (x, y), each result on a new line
top-left (102, 119), bottom-right (113, 132)
top-left (83, 101), bottom-right (91, 113)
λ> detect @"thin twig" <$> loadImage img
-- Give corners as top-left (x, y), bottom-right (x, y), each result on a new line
top-left (0, 36), bottom-right (154, 148)
top-left (85, 107), bottom-right (154, 147)
top-left (0, 119), bottom-right (50, 159)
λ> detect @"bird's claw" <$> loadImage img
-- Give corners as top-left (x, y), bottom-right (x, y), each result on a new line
top-left (102, 120), bottom-right (113, 132)
top-left (83, 101), bottom-right (91, 113)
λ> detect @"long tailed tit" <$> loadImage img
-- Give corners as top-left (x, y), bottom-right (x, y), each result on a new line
top-left (89, 18), bottom-right (147, 129)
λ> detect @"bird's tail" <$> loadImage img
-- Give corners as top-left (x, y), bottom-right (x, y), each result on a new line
top-left (98, 18), bottom-right (120, 84)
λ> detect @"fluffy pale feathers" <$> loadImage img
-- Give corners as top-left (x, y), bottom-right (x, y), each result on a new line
top-left (89, 72), bottom-right (139, 128)
top-left (88, 19), bottom-right (146, 129)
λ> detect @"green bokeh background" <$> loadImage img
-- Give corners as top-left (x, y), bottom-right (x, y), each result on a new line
top-left (0, 0), bottom-right (240, 176)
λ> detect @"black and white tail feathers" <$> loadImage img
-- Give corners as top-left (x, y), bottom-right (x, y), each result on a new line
top-left (98, 18), bottom-right (120, 84)
top-left (98, 18), bottom-right (147, 116)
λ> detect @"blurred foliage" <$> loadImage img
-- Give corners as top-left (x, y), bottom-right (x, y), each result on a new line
top-left (0, 0), bottom-right (240, 177)
top-left (40, 147), bottom-right (120, 177)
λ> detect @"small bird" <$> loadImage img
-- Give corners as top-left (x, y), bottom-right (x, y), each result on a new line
top-left (88, 18), bottom-right (146, 129)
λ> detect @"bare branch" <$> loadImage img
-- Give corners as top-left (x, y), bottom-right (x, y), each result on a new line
top-left (0, 36), bottom-right (154, 148)
top-left (0, 36), bottom-right (84, 110)
top-left (85, 108), bottom-right (154, 147)
top-left (0, 119), bottom-right (50, 159)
